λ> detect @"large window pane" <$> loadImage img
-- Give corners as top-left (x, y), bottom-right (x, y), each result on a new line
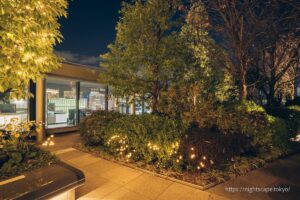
top-left (79, 82), bottom-right (106, 121)
top-left (0, 91), bottom-right (28, 128)
top-left (107, 87), bottom-right (117, 111)
top-left (45, 77), bottom-right (77, 128)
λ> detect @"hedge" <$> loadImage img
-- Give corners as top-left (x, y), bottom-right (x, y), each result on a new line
top-left (79, 102), bottom-right (297, 172)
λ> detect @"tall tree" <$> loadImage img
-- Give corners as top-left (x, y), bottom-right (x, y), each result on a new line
top-left (251, 0), bottom-right (300, 106)
top-left (0, 0), bottom-right (68, 99)
top-left (160, 2), bottom-right (235, 121)
top-left (204, 0), bottom-right (266, 101)
top-left (100, 0), bottom-right (185, 113)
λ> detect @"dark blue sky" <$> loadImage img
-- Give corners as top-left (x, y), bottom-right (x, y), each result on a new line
top-left (55, 0), bottom-right (123, 66)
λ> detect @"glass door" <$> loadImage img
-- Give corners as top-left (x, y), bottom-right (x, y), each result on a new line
top-left (45, 77), bottom-right (77, 128)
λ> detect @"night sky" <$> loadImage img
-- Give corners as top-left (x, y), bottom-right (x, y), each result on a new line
top-left (55, 0), bottom-right (123, 66)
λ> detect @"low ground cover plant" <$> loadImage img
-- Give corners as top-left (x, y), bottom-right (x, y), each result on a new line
top-left (0, 119), bottom-right (57, 181)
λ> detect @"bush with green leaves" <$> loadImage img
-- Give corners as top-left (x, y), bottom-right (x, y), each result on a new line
top-left (190, 101), bottom-right (294, 153)
top-left (80, 102), bottom-right (297, 173)
top-left (79, 110), bottom-right (123, 146)
top-left (0, 119), bottom-right (57, 180)
top-left (267, 105), bottom-right (300, 134)
top-left (180, 127), bottom-right (250, 172)
top-left (103, 114), bottom-right (185, 170)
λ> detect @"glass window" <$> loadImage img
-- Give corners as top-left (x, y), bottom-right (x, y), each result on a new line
top-left (79, 82), bottom-right (106, 121)
top-left (107, 87), bottom-right (117, 111)
top-left (118, 98), bottom-right (130, 114)
top-left (0, 91), bottom-right (28, 128)
top-left (45, 77), bottom-right (77, 128)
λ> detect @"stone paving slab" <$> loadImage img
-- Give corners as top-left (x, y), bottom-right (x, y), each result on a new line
top-left (208, 154), bottom-right (300, 200)
top-left (60, 149), bottom-right (228, 200)
top-left (124, 173), bottom-right (173, 200)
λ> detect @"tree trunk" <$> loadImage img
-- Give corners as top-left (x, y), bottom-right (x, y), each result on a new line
top-left (151, 81), bottom-right (159, 113)
top-left (151, 95), bottom-right (159, 113)
top-left (239, 70), bottom-right (248, 102)
top-left (267, 82), bottom-right (276, 107)
top-left (267, 51), bottom-right (277, 107)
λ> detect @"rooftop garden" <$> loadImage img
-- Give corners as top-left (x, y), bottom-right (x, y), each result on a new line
top-left (78, 0), bottom-right (300, 187)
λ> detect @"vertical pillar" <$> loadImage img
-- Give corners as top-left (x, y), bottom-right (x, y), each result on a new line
top-left (141, 100), bottom-right (145, 114)
top-left (29, 80), bottom-right (36, 121)
top-left (105, 85), bottom-right (109, 112)
top-left (76, 82), bottom-right (80, 124)
top-left (130, 96), bottom-right (136, 115)
top-left (125, 97), bottom-right (130, 114)
top-left (36, 78), bottom-right (45, 142)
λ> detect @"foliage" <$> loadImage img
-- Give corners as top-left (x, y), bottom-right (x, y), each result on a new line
top-left (100, 0), bottom-right (188, 112)
top-left (266, 105), bottom-right (300, 149)
top-left (158, 2), bottom-right (236, 119)
top-left (79, 110), bottom-right (123, 146)
top-left (180, 127), bottom-right (250, 172)
top-left (80, 106), bottom-right (299, 186)
top-left (250, 1), bottom-right (300, 106)
top-left (0, 0), bottom-right (68, 99)
top-left (187, 101), bottom-right (296, 153)
top-left (80, 112), bottom-right (186, 170)
top-left (0, 119), bottom-right (56, 180)
top-left (0, 145), bottom-right (57, 181)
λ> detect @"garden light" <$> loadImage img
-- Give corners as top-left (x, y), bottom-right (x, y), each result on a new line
top-left (200, 162), bottom-right (205, 168)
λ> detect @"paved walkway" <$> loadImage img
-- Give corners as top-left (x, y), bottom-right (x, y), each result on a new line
top-left (41, 133), bottom-right (300, 200)
top-left (208, 153), bottom-right (300, 200)
top-left (41, 133), bottom-right (227, 200)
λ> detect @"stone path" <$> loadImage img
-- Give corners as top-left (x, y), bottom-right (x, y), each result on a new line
top-left (41, 133), bottom-right (227, 200)
top-left (208, 153), bottom-right (300, 200)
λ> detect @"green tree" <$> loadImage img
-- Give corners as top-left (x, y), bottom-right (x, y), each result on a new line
top-left (100, 0), bottom-right (185, 113)
top-left (0, 0), bottom-right (68, 99)
top-left (161, 2), bottom-right (235, 122)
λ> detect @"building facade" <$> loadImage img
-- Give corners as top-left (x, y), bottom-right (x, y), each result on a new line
top-left (0, 62), bottom-right (138, 141)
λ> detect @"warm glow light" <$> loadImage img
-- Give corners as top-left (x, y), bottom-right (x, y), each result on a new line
top-left (200, 162), bottom-right (205, 168)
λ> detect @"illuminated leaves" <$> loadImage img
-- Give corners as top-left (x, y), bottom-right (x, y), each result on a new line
top-left (0, 0), bottom-right (68, 98)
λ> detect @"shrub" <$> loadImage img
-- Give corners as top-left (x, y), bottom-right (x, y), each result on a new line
top-left (180, 127), bottom-right (250, 172)
top-left (79, 110), bottom-right (123, 146)
top-left (267, 116), bottom-right (291, 151)
top-left (190, 101), bottom-right (272, 150)
top-left (266, 106), bottom-right (300, 152)
top-left (191, 101), bottom-right (293, 153)
top-left (80, 102), bottom-right (296, 174)
top-left (218, 102), bottom-right (273, 150)
top-left (0, 119), bottom-right (56, 180)
top-left (103, 114), bottom-right (185, 169)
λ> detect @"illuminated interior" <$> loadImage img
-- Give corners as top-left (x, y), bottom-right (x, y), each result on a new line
top-left (45, 77), bottom-right (108, 128)
top-left (0, 92), bottom-right (28, 128)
